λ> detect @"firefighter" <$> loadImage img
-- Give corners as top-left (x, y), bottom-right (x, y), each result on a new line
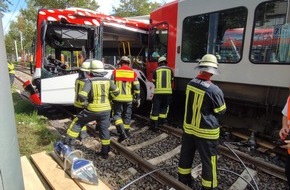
top-left (178, 54), bottom-right (226, 190)
top-left (112, 56), bottom-right (140, 142)
top-left (279, 85), bottom-right (290, 189)
top-left (8, 62), bottom-right (15, 86)
top-left (73, 61), bottom-right (91, 141)
top-left (150, 56), bottom-right (174, 131)
top-left (65, 59), bottom-right (120, 159)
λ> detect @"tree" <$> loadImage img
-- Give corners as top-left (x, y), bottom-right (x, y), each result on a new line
top-left (0, 0), bottom-right (12, 14)
top-left (30, 0), bottom-right (99, 10)
top-left (113, 0), bottom-right (161, 17)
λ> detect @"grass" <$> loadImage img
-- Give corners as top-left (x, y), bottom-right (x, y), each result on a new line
top-left (12, 91), bottom-right (56, 156)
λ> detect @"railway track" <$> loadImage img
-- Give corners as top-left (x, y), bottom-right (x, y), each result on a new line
top-left (14, 66), bottom-right (289, 189)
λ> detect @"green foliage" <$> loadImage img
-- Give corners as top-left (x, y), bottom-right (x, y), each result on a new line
top-left (12, 92), bottom-right (56, 156)
top-left (0, 0), bottom-right (12, 13)
top-left (28, 0), bottom-right (99, 10)
top-left (113, 0), bottom-right (161, 17)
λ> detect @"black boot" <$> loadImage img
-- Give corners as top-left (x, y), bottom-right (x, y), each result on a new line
top-left (125, 129), bottom-right (130, 138)
top-left (159, 118), bottom-right (168, 126)
top-left (101, 145), bottom-right (110, 159)
top-left (150, 119), bottom-right (158, 132)
top-left (178, 174), bottom-right (193, 188)
top-left (64, 136), bottom-right (76, 150)
top-left (116, 125), bottom-right (128, 142)
top-left (80, 128), bottom-right (89, 141)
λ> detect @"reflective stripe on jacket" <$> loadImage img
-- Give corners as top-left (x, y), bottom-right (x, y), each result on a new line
top-left (8, 63), bottom-right (15, 74)
top-left (79, 74), bottom-right (120, 112)
top-left (74, 78), bottom-right (87, 108)
top-left (183, 78), bottom-right (226, 139)
top-left (112, 66), bottom-right (140, 102)
top-left (152, 66), bottom-right (174, 94)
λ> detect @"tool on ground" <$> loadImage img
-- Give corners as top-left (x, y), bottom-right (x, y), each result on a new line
top-left (54, 141), bottom-right (98, 185)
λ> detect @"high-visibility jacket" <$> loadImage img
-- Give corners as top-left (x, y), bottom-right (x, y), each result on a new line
top-left (183, 77), bottom-right (226, 139)
top-left (78, 72), bottom-right (120, 112)
top-left (8, 63), bottom-right (15, 74)
top-left (74, 77), bottom-right (88, 108)
top-left (112, 65), bottom-right (140, 102)
top-left (152, 65), bottom-right (174, 94)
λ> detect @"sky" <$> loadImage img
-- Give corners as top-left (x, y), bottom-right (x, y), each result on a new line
top-left (2, 0), bottom-right (175, 34)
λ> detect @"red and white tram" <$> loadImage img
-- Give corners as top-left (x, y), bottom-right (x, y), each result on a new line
top-left (146, 0), bottom-right (290, 132)
top-left (29, 7), bottom-right (153, 105)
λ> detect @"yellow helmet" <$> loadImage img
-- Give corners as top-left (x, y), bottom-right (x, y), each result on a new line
top-left (194, 54), bottom-right (220, 75)
top-left (91, 60), bottom-right (104, 72)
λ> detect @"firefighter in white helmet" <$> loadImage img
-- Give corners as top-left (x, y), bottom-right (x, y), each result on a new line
top-left (178, 54), bottom-right (226, 190)
top-left (150, 56), bottom-right (174, 131)
top-left (66, 59), bottom-right (120, 159)
top-left (73, 61), bottom-right (92, 141)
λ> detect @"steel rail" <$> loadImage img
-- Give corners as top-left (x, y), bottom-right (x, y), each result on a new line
top-left (134, 114), bottom-right (287, 181)
top-left (110, 139), bottom-right (192, 190)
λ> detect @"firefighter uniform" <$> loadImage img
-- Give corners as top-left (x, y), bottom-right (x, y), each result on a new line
top-left (73, 63), bottom-right (91, 140)
top-left (178, 54), bottom-right (226, 190)
top-left (112, 56), bottom-right (140, 142)
top-left (66, 60), bottom-right (120, 159)
top-left (150, 56), bottom-right (174, 131)
top-left (8, 62), bottom-right (15, 86)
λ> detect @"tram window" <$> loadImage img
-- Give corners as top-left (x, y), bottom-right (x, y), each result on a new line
top-left (148, 23), bottom-right (168, 62)
top-left (251, 1), bottom-right (289, 64)
top-left (181, 7), bottom-right (247, 63)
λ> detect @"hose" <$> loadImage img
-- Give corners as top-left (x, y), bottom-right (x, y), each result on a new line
top-left (119, 165), bottom-right (176, 190)
top-left (121, 142), bottom-right (260, 190)
top-left (223, 141), bottom-right (259, 190)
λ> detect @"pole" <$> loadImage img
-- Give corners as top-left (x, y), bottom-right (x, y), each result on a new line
top-left (14, 40), bottom-right (18, 61)
top-left (0, 16), bottom-right (24, 190)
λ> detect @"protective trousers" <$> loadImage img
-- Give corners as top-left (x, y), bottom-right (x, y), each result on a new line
top-left (67, 109), bottom-right (111, 154)
top-left (150, 94), bottom-right (171, 129)
top-left (178, 133), bottom-right (219, 189)
top-left (113, 101), bottom-right (132, 136)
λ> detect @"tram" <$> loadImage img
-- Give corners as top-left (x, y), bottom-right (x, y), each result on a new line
top-left (29, 8), bottom-right (154, 105)
top-left (146, 0), bottom-right (290, 133)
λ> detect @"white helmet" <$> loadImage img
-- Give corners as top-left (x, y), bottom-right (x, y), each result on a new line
top-left (194, 54), bottom-right (220, 75)
top-left (119, 56), bottom-right (131, 65)
top-left (91, 60), bottom-right (104, 72)
top-left (158, 56), bottom-right (167, 64)
top-left (80, 61), bottom-right (91, 72)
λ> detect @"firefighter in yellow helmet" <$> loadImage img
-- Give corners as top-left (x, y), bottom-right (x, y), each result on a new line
top-left (111, 56), bottom-right (140, 142)
top-left (150, 56), bottom-right (174, 131)
top-left (178, 54), bottom-right (226, 189)
top-left (66, 59), bottom-right (120, 159)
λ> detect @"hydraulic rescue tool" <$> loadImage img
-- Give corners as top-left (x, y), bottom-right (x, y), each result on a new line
top-left (54, 141), bottom-right (98, 185)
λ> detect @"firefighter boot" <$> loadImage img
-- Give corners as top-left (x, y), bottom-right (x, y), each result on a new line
top-left (80, 126), bottom-right (89, 141)
top-left (201, 187), bottom-right (218, 190)
top-left (150, 119), bottom-right (158, 132)
top-left (101, 145), bottom-right (110, 159)
top-left (125, 129), bottom-right (130, 138)
top-left (178, 174), bottom-right (193, 188)
top-left (159, 118), bottom-right (168, 126)
top-left (116, 125), bottom-right (128, 142)
top-left (64, 136), bottom-right (76, 150)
